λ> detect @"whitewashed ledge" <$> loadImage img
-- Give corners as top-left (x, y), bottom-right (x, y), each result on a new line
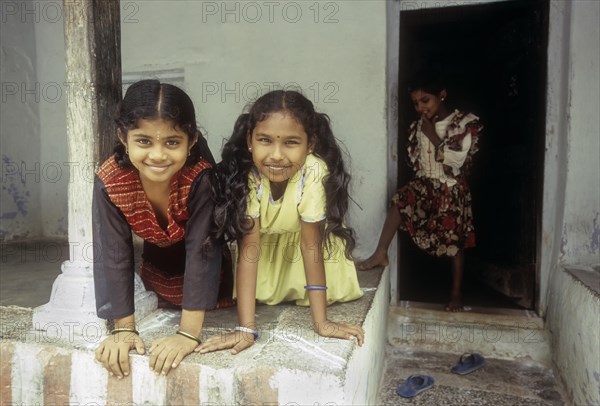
top-left (545, 264), bottom-right (600, 406)
top-left (0, 268), bottom-right (388, 405)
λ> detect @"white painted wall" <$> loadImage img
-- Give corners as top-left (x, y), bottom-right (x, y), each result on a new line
top-left (561, 0), bottom-right (600, 266)
top-left (544, 2), bottom-right (600, 404)
top-left (0, 0), bottom-right (68, 240)
top-left (34, 12), bottom-right (68, 238)
top-left (541, 0), bottom-right (600, 310)
top-left (0, 0), bottom-right (42, 240)
top-left (539, 0), bottom-right (571, 316)
top-left (120, 0), bottom-right (388, 256)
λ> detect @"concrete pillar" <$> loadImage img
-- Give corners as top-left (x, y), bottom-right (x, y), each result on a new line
top-left (33, 0), bottom-right (156, 339)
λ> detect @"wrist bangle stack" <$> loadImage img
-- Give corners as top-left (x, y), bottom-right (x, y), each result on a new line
top-left (110, 327), bottom-right (139, 336)
top-left (234, 326), bottom-right (260, 340)
top-left (176, 330), bottom-right (202, 344)
top-left (304, 285), bottom-right (328, 291)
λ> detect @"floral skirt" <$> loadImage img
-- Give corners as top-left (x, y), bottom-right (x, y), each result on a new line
top-left (393, 177), bottom-right (476, 257)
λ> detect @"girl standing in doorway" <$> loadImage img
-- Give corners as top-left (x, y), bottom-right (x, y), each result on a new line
top-left (357, 70), bottom-right (483, 312)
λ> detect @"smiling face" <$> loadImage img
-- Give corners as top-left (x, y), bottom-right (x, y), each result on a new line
top-left (248, 111), bottom-right (312, 189)
top-left (121, 118), bottom-right (194, 186)
top-left (410, 89), bottom-right (448, 120)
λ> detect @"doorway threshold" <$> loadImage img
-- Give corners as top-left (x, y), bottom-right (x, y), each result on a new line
top-left (398, 300), bottom-right (539, 320)
top-left (389, 303), bottom-right (550, 363)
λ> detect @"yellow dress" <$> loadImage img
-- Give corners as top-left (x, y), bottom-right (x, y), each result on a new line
top-left (244, 154), bottom-right (363, 306)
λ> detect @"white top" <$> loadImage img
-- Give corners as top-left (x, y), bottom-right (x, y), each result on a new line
top-left (416, 110), bottom-right (473, 187)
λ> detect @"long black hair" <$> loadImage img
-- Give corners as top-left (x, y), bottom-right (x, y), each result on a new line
top-left (113, 79), bottom-right (215, 166)
top-left (212, 90), bottom-right (355, 259)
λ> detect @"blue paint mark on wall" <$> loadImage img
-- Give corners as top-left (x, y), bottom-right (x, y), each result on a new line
top-left (1, 154), bottom-right (29, 216)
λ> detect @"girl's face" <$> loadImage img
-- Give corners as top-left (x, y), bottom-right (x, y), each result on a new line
top-left (410, 89), bottom-right (447, 120)
top-left (248, 111), bottom-right (313, 188)
top-left (121, 118), bottom-right (195, 186)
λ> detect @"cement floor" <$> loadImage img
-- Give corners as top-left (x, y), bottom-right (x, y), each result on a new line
top-left (378, 347), bottom-right (568, 406)
top-left (1, 239), bottom-right (69, 308)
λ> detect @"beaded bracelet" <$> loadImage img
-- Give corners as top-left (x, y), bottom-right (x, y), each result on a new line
top-left (110, 327), bottom-right (139, 336)
top-left (234, 326), bottom-right (260, 340)
top-left (176, 330), bottom-right (202, 345)
top-left (304, 285), bottom-right (328, 291)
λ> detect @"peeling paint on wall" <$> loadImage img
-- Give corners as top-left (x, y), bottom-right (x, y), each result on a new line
top-left (1, 155), bottom-right (37, 240)
top-left (561, 212), bottom-right (600, 263)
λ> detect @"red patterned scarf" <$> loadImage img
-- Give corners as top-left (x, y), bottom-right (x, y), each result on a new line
top-left (96, 156), bottom-right (211, 246)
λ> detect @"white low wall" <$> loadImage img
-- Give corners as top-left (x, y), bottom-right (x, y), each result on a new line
top-left (545, 267), bottom-right (600, 406)
top-left (344, 267), bottom-right (389, 404)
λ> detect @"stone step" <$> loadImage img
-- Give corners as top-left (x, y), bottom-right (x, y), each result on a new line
top-left (388, 303), bottom-right (552, 364)
top-left (0, 269), bottom-right (388, 405)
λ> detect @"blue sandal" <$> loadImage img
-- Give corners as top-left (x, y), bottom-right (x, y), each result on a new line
top-left (451, 352), bottom-right (486, 375)
top-left (396, 374), bottom-right (435, 398)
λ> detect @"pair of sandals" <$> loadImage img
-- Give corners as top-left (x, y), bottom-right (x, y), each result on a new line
top-left (396, 353), bottom-right (486, 398)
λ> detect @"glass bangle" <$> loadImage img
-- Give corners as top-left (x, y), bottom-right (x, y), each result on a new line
top-left (234, 326), bottom-right (260, 340)
top-left (176, 330), bottom-right (202, 344)
top-left (304, 285), bottom-right (328, 291)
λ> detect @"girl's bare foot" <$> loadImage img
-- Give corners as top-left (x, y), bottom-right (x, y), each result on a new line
top-left (355, 249), bottom-right (389, 271)
top-left (445, 292), bottom-right (464, 312)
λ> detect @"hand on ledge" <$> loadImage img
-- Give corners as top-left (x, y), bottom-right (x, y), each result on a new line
top-left (196, 330), bottom-right (255, 355)
top-left (314, 320), bottom-right (365, 346)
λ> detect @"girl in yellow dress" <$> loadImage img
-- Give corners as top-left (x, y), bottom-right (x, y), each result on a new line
top-left (200, 90), bottom-right (364, 354)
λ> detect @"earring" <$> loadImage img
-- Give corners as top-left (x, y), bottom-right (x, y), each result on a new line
top-left (248, 147), bottom-right (252, 152)
top-left (188, 150), bottom-right (191, 157)
top-left (441, 97), bottom-right (445, 101)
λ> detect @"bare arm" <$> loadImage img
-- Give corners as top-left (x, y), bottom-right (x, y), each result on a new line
top-left (198, 218), bottom-right (260, 354)
top-left (300, 220), bottom-right (328, 326)
top-left (114, 314), bottom-right (136, 330)
top-left (300, 220), bottom-right (365, 346)
top-left (236, 219), bottom-right (261, 331)
top-left (178, 309), bottom-right (205, 338)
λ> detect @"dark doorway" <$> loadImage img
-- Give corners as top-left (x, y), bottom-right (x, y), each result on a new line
top-left (397, 0), bottom-right (549, 310)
